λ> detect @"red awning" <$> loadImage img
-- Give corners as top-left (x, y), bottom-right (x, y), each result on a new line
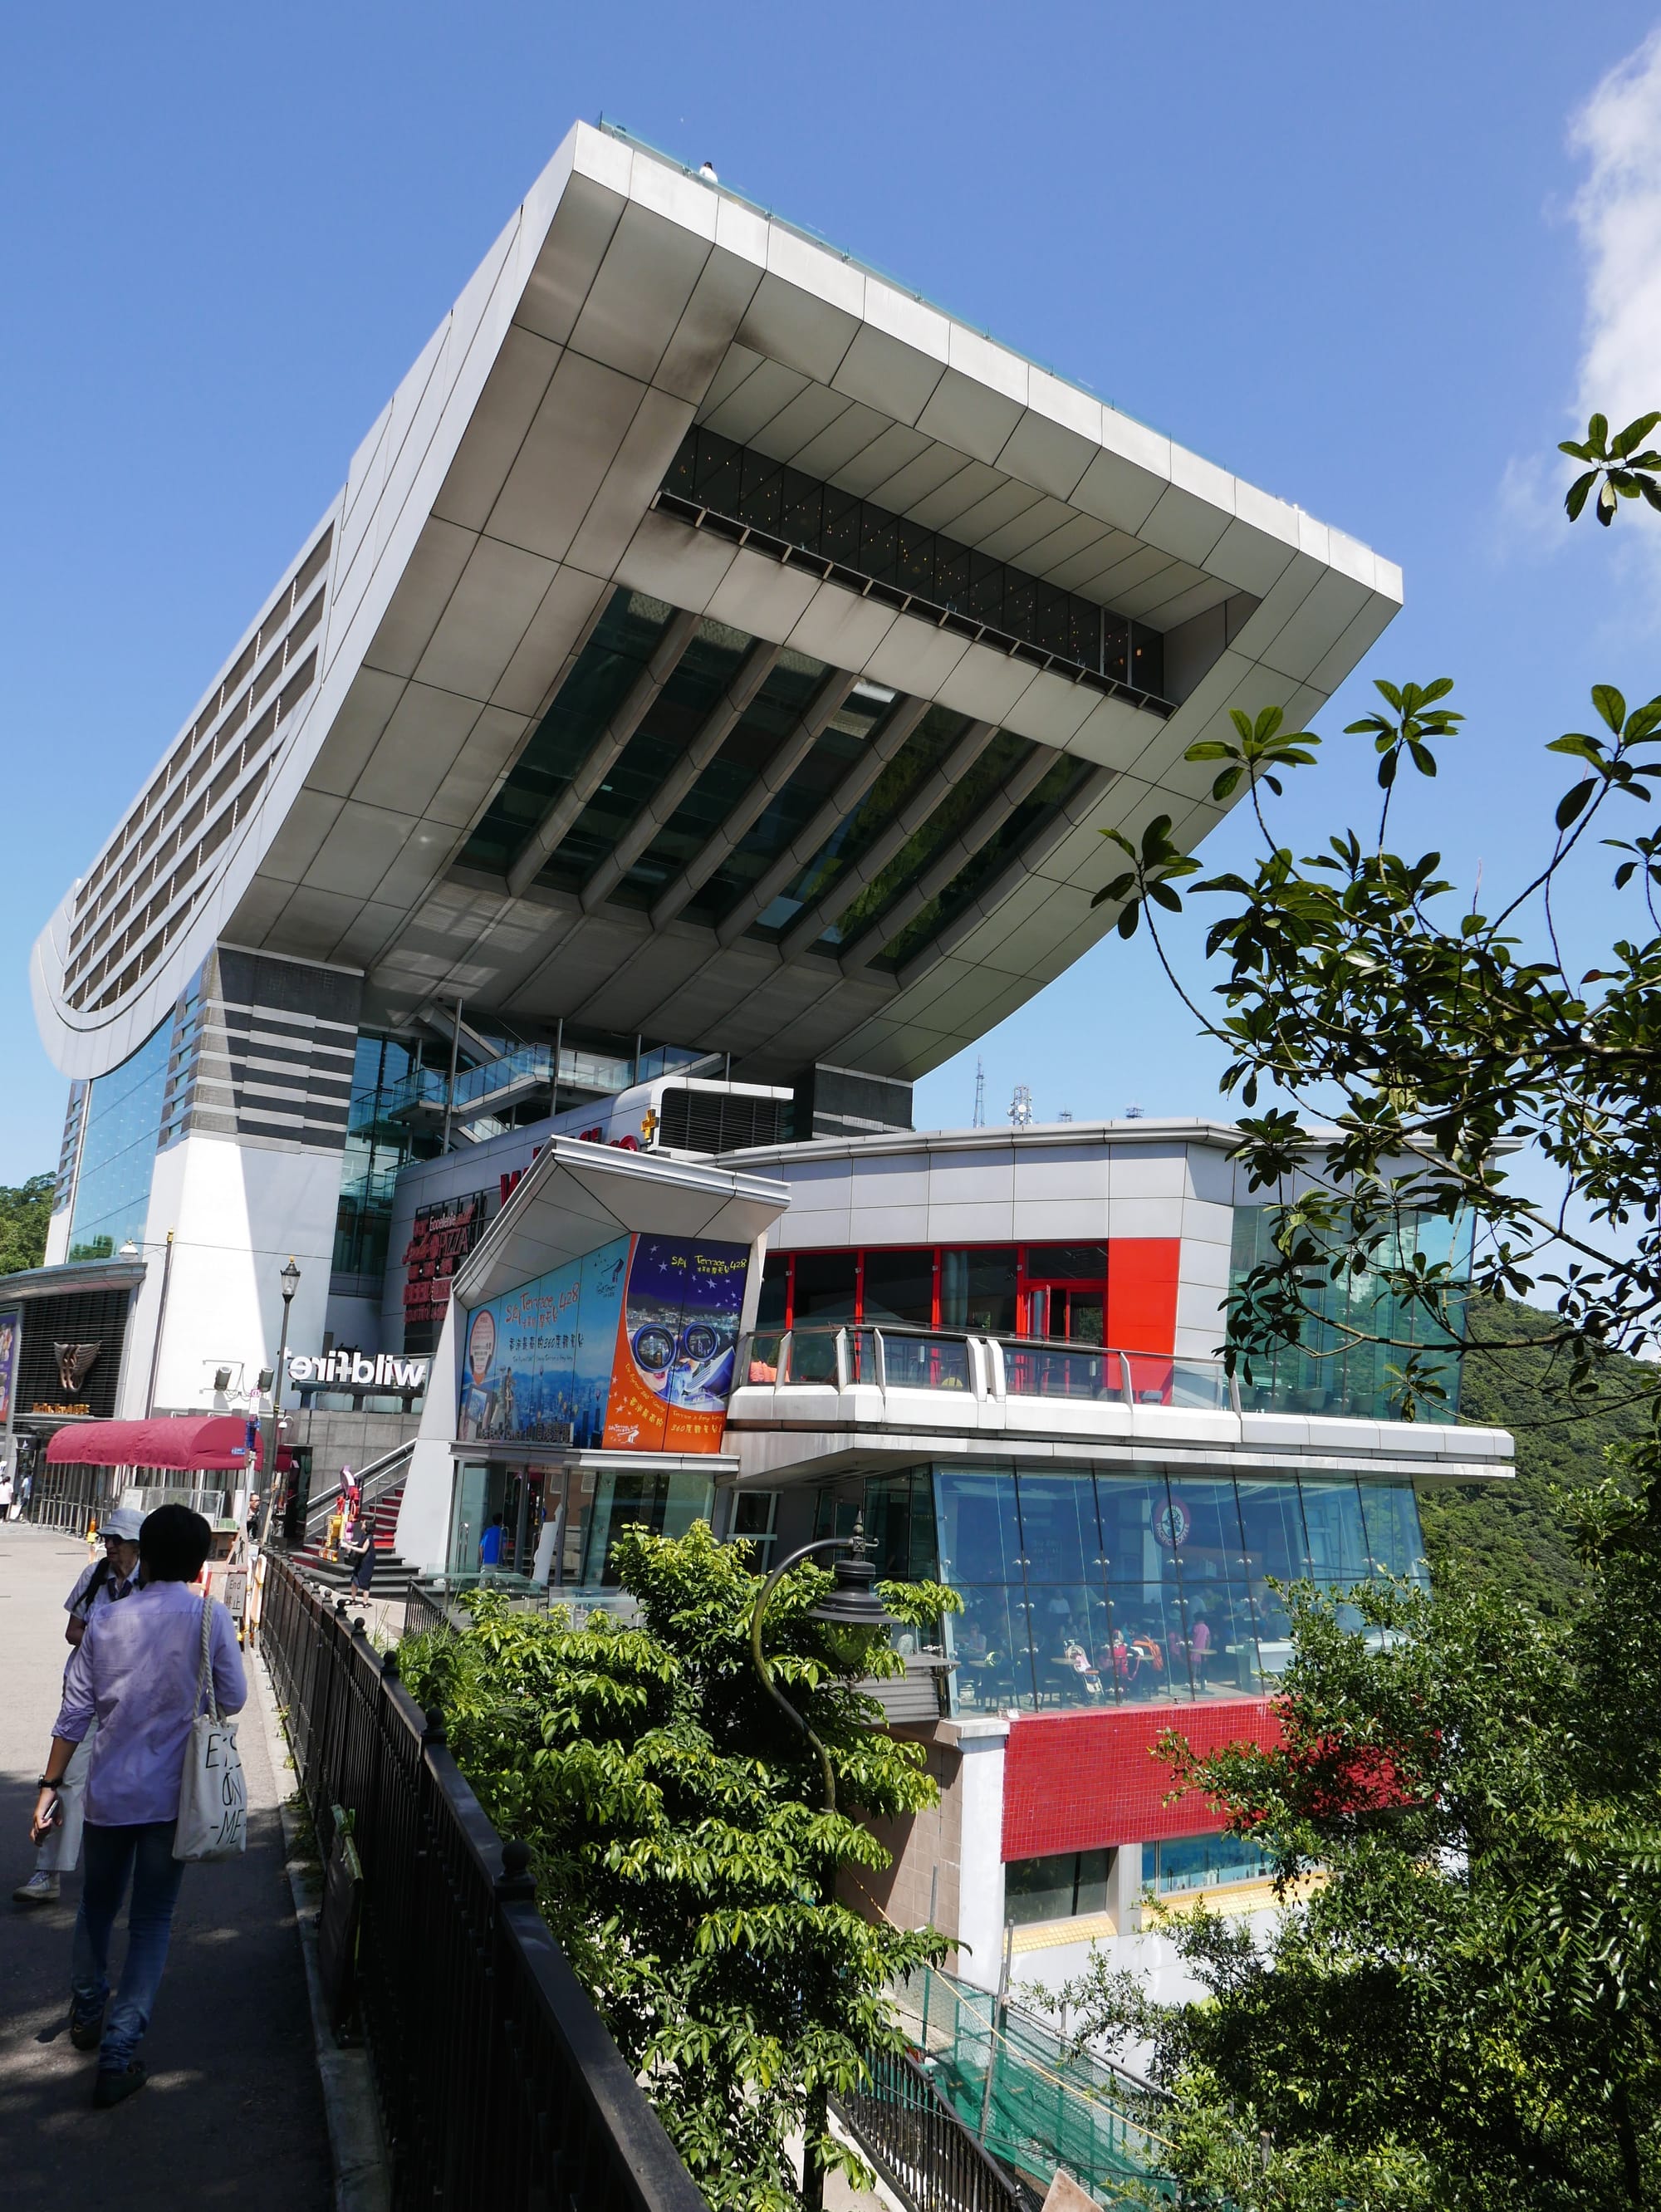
top-left (46, 1415), bottom-right (255, 1473)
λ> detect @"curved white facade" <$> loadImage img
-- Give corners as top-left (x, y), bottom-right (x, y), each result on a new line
top-left (34, 120), bottom-right (1401, 1089)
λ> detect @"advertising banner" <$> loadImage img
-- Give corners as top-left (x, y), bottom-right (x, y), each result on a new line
top-left (601, 1234), bottom-right (751, 1454)
top-left (0, 1306), bottom-right (18, 1429)
top-left (457, 1234), bottom-right (749, 1454)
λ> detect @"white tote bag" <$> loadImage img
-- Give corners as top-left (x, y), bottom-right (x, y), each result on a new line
top-left (174, 1596), bottom-right (247, 1861)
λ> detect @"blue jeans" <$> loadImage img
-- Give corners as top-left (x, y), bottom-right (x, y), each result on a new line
top-left (72, 1820), bottom-right (186, 2071)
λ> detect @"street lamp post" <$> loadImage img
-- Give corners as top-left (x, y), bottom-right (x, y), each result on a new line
top-left (257, 1258), bottom-right (301, 1548)
top-left (748, 1517), bottom-right (892, 2212)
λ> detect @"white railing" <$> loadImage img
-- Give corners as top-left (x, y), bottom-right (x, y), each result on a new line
top-left (735, 1325), bottom-right (1235, 1411)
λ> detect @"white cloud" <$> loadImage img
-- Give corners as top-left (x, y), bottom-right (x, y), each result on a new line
top-left (1569, 27), bottom-right (1661, 446)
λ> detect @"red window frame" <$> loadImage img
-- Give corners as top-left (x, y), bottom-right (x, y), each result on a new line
top-left (768, 1243), bottom-right (1117, 1337)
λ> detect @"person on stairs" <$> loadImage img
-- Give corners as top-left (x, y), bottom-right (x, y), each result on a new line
top-left (13, 1507), bottom-right (144, 1908)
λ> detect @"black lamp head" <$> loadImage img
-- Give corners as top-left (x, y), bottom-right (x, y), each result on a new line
top-left (807, 1517), bottom-right (894, 1634)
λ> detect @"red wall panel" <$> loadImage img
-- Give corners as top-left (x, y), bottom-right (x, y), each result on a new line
top-left (1000, 1699), bottom-right (1280, 1861)
top-left (1105, 1238), bottom-right (1180, 1355)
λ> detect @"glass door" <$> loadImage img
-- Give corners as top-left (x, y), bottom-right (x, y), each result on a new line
top-left (1026, 1284), bottom-right (1105, 1344)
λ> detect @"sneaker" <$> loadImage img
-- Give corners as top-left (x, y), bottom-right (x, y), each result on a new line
top-left (92, 2062), bottom-right (146, 2109)
top-left (12, 1870), bottom-right (60, 1905)
top-left (70, 2001), bottom-right (106, 2052)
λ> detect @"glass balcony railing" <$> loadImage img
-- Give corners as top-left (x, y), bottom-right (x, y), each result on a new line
top-left (737, 1326), bottom-right (1239, 1410)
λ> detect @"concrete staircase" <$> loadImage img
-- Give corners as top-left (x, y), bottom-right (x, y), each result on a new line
top-left (290, 1477), bottom-right (416, 1598)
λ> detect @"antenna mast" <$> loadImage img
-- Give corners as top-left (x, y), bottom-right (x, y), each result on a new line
top-left (973, 1057), bottom-right (986, 1128)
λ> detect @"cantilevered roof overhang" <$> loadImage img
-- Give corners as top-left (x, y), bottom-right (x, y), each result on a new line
top-left (33, 121), bottom-right (1402, 1086)
top-left (451, 1130), bottom-right (790, 1308)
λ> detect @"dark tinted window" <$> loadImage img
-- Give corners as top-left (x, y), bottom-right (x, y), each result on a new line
top-left (1026, 1243), bottom-right (1107, 1280)
top-left (793, 1249), bottom-right (858, 1322)
top-left (862, 1248), bottom-right (934, 1327)
top-left (940, 1247), bottom-right (1017, 1333)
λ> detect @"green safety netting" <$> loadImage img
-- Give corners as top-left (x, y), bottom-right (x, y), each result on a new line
top-left (891, 1965), bottom-right (1178, 2206)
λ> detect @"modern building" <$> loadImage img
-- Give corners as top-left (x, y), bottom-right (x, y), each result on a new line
top-left (17, 120), bottom-right (1505, 2000)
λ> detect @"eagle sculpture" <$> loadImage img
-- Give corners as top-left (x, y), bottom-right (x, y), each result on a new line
top-left (55, 1341), bottom-right (101, 1393)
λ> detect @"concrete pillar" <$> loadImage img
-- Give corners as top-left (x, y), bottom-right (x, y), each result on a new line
top-left (951, 1715), bottom-right (1009, 1991)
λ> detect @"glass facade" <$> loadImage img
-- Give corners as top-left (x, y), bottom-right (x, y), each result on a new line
top-left (1143, 1833), bottom-right (1275, 1896)
top-left (65, 1016), bottom-right (174, 1259)
top-left (333, 1033), bottom-right (444, 1286)
top-left (662, 429), bottom-right (1170, 704)
top-left (821, 1464), bottom-right (1428, 1714)
top-left (459, 589), bottom-right (679, 877)
top-left (762, 1242), bottom-right (1112, 1341)
top-left (449, 578), bottom-right (1104, 974)
top-left (1229, 1204), bottom-right (1472, 1422)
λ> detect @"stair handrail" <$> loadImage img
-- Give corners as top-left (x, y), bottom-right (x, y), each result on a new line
top-left (301, 1438), bottom-right (416, 1543)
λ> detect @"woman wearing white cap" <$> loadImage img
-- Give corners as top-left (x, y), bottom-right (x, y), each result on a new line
top-left (12, 1505), bottom-right (144, 1907)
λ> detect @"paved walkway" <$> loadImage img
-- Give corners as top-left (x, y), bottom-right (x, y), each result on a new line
top-left (0, 1523), bottom-right (331, 2206)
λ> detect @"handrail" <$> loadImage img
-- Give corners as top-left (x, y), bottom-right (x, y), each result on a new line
top-left (737, 1327), bottom-right (1239, 1411)
top-left (257, 1553), bottom-right (709, 2212)
top-left (301, 1439), bottom-right (416, 1543)
top-left (836, 2043), bottom-right (1027, 2212)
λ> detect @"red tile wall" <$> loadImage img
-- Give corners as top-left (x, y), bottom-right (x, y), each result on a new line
top-left (1000, 1698), bottom-right (1280, 1860)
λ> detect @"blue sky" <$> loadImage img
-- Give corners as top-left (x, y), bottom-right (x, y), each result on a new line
top-left (4, 1), bottom-right (1660, 1180)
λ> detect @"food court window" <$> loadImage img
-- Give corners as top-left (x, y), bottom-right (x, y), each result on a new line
top-left (1005, 1848), bottom-right (1114, 1926)
top-left (1142, 1833), bottom-right (1273, 1896)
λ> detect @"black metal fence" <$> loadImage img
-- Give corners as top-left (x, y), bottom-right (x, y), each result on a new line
top-left (838, 2045), bottom-right (1029, 2212)
top-left (257, 1552), bottom-right (709, 2212)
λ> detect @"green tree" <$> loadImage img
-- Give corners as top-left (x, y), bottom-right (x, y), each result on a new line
top-left (1048, 1518), bottom-right (1661, 2210)
top-left (0, 1173), bottom-right (53, 1276)
top-left (1095, 408), bottom-right (1661, 1424)
top-left (1042, 410), bottom-right (1661, 2206)
top-left (399, 1522), bottom-right (957, 2212)
top-left (1418, 1293), bottom-right (1658, 1616)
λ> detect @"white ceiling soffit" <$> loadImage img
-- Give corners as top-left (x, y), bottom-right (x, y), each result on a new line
top-left (32, 118), bottom-right (1401, 1084)
top-left (452, 1131), bottom-right (791, 1308)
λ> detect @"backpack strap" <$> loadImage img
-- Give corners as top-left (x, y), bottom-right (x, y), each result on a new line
top-left (76, 1557), bottom-right (111, 1617)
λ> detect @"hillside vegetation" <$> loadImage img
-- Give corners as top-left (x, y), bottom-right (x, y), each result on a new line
top-left (0, 1174), bottom-right (51, 1278)
top-left (1418, 1296), bottom-right (1654, 1616)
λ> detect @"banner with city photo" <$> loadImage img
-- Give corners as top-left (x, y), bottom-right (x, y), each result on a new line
top-left (457, 1233), bottom-right (750, 1453)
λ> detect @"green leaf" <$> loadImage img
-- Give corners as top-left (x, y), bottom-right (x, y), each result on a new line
top-left (1407, 741), bottom-right (1438, 777)
top-left (1185, 740), bottom-right (1234, 762)
top-left (1592, 685), bottom-right (1627, 735)
top-left (1565, 470), bottom-right (1597, 522)
top-left (1588, 411), bottom-right (1610, 452)
top-left (1611, 410), bottom-right (1661, 458)
top-left (1115, 902), bottom-right (1140, 939)
top-left (1212, 766), bottom-right (1244, 801)
top-left (1546, 733), bottom-right (1605, 761)
top-left (1556, 780), bottom-right (1596, 829)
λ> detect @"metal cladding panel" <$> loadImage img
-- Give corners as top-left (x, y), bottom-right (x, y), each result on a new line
top-left (1001, 1699), bottom-right (1279, 1858)
top-left (34, 120), bottom-right (1401, 1089)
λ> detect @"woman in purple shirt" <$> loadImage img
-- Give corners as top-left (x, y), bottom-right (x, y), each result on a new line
top-left (30, 1503), bottom-right (246, 2108)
